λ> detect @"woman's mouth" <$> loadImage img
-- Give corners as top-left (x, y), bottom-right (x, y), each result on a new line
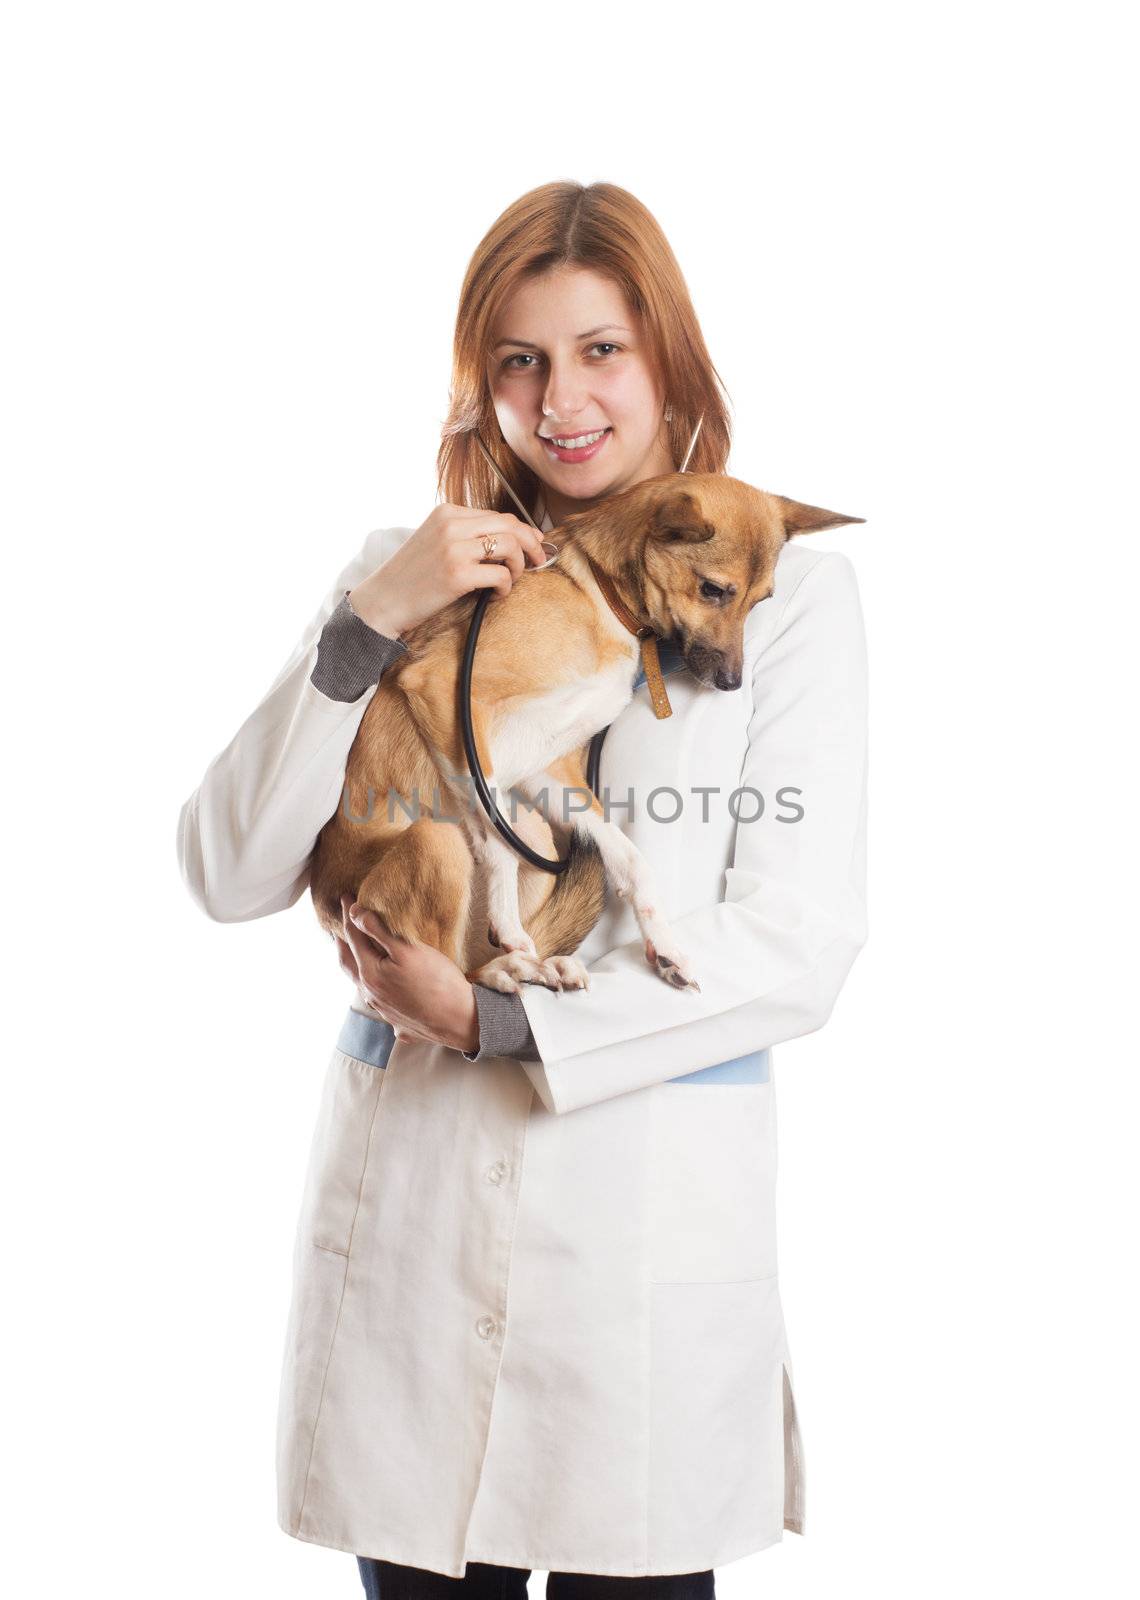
top-left (541, 426), bottom-right (612, 464)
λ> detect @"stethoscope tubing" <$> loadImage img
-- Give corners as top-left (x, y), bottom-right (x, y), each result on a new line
top-left (458, 583), bottom-right (581, 874)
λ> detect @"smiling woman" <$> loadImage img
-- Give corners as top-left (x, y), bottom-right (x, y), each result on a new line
top-left (177, 179), bottom-right (867, 1599)
top-left (491, 285), bottom-right (663, 497)
top-left (440, 182), bottom-right (733, 536)
top-left (491, 300), bottom-right (647, 476)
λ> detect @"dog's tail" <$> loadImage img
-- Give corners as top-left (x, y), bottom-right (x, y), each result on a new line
top-left (525, 828), bottom-right (608, 960)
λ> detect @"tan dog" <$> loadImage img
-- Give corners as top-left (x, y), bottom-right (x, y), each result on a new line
top-left (310, 472), bottom-right (861, 996)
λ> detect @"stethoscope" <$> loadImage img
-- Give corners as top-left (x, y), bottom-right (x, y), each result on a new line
top-left (457, 415), bottom-right (705, 875)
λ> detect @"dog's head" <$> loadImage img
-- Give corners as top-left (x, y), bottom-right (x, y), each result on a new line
top-left (575, 472), bottom-right (864, 690)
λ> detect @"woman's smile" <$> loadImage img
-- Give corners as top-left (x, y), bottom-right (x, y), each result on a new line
top-left (540, 425), bottom-right (613, 463)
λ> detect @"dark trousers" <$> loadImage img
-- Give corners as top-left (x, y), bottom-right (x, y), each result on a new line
top-left (357, 1557), bottom-right (715, 1600)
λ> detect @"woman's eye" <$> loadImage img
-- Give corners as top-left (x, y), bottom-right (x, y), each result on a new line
top-left (700, 580), bottom-right (725, 601)
top-left (501, 343), bottom-right (620, 371)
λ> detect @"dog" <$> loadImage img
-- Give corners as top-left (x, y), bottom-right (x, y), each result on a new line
top-left (310, 472), bottom-right (862, 997)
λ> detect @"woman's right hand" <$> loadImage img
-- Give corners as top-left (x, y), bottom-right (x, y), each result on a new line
top-left (346, 506), bottom-right (550, 639)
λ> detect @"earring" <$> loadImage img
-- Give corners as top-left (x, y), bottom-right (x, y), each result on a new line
top-left (664, 405), bottom-right (674, 423)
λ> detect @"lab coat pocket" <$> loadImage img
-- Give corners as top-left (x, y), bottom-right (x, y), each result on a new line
top-left (648, 1081), bottom-right (778, 1283)
top-left (297, 1045), bottom-right (390, 1259)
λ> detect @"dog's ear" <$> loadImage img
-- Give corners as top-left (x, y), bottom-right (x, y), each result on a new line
top-left (648, 490), bottom-right (715, 544)
top-left (775, 495), bottom-right (866, 538)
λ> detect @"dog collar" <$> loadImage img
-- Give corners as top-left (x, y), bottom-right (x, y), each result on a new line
top-left (584, 554), bottom-right (673, 720)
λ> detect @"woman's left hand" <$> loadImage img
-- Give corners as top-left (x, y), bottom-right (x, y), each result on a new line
top-left (338, 894), bottom-right (480, 1053)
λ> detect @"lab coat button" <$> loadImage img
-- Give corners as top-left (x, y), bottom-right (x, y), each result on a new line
top-left (475, 1315), bottom-right (498, 1340)
top-left (485, 1160), bottom-right (507, 1185)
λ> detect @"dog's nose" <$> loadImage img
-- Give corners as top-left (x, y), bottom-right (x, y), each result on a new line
top-left (714, 666), bottom-right (742, 691)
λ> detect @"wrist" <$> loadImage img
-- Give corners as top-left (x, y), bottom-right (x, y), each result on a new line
top-left (346, 580), bottom-right (410, 640)
top-left (460, 984), bottom-right (480, 1053)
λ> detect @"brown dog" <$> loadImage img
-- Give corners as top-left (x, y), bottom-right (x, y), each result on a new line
top-left (310, 472), bottom-right (861, 996)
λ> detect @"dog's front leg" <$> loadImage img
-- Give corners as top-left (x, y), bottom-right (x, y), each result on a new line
top-left (515, 763), bottom-right (700, 993)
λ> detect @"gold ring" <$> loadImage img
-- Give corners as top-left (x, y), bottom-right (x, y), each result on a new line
top-left (481, 534), bottom-right (498, 559)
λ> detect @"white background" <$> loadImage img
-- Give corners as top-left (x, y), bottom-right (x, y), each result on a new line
top-left (3, 3), bottom-right (1137, 1596)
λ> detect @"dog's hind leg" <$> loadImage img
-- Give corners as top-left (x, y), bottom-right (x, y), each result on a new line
top-left (466, 826), bottom-right (607, 994)
top-left (432, 746), bottom-right (557, 961)
top-left (354, 814), bottom-right (474, 966)
top-left (472, 823), bottom-right (536, 958)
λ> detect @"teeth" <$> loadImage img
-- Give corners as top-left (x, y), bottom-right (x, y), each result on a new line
top-left (551, 428), bottom-right (607, 448)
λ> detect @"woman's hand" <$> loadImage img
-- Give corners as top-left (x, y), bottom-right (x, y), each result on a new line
top-left (336, 893), bottom-right (480, 1054)
top-left (346, 505), bottom-right (550, 639)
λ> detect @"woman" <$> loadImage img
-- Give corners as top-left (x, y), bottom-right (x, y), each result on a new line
top-left (176, 181), bottom-right (869, 1599)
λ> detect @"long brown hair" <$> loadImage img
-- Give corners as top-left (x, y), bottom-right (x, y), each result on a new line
top-left (436, 181), bottom-right (733, 519)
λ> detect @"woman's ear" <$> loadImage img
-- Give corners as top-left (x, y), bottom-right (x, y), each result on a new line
top-left (649, 490), bottom-right (715, 543)
top-left (775, 495), bottom-right (866, 537)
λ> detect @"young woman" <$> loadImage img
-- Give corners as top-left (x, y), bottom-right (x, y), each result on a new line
top-left (177, 181), bottom-right (869, 1600)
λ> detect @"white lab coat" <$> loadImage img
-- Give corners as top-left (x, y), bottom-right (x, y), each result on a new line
top-left (176, 509), bottom-right (869, 1579)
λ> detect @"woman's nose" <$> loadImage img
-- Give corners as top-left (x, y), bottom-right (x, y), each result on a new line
top-left (542, 373), bottom-right (590, 421)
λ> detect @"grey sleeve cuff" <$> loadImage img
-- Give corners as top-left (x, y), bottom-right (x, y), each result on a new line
top-left (461, 983), bottom-right (542, 1063)
top-left (310, 591), bottom-right (409, 702)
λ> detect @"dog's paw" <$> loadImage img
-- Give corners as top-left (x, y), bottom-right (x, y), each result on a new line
top-left (470, 950), bottom-right (549, 993)
top-left (468, 956), bottom-right (522, 994)
top-left (644, 938), bottom-right (701, 993)
top-left (542, 954), bottom-right (589, 991)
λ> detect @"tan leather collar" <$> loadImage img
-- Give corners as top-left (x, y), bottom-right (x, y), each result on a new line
top-left (585, 554), bottom-right (673, 720)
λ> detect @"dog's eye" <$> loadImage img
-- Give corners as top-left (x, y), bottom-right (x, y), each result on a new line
top-left (700, 580), bottom-right (725, 601)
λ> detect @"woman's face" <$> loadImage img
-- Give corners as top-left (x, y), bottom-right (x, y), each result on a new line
top-left (485, 265), bottom-right (676, 523)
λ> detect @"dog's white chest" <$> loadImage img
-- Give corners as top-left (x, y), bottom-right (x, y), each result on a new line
top-left (491, 657), bottom-right (636, 790)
